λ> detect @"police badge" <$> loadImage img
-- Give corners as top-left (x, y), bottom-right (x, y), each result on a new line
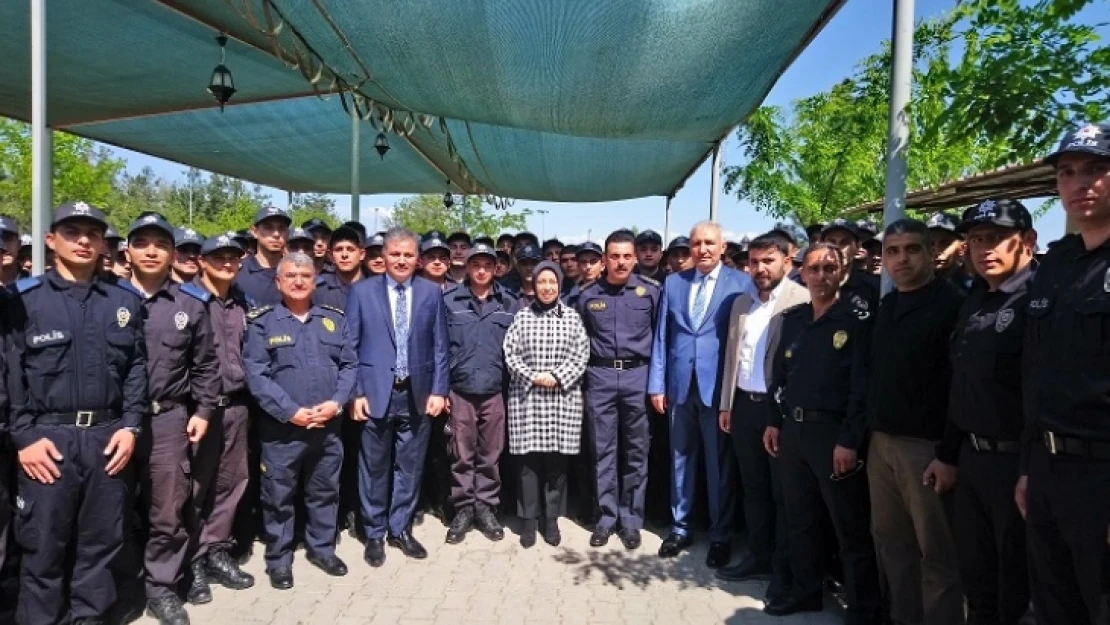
top-left (322, 318), bottom-right (336, 333)
top-left (174, 311), bottom-right (189, 330)
top-left (635, 286), bottom-right (646, 297)
top-left (995, 308), bottom-right (1014, 333)
top-left (116, 307), bottom-right (131, 327)
top-left (833, 330), bottom-right (848, 350)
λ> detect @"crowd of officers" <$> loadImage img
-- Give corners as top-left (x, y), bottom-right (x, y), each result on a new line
top-left (0, 122), bottom-right (1106, 625)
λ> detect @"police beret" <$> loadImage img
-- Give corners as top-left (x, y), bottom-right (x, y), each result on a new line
top-left (252, 205), bottom-right (291, 226)
top-left (515, 243), bottom-right (543, 261)
top-left (1045, 122), bottom-right (1110, 165)
top-left (174, 226), bottom-right (204, 248)
top-left (467, 242), bottom-right (497, 261)
top-left (127, 214), bottom-right (174, 240)
top-left (421, 236), bottom-right (449, 254)
top-left (924, 212), bottom-right (960, 233)
top-left (301, 218), bottom-right (332, 233)
top-left (667, 236), bottom-right (691, 252)
top-left (53, 201), bottom-right (108, 229)
top-left (200, 233), bottom-right (244, 256)
top-left (820, 219), bottom-right (859, 239)
top-left (287, 227), bottom-right (314, 244)
top-left (576, 241), bottom-right (603, 257)
top-left (957, 199), bottom-right (1033, 234)
top-left (635, 229), bottom-right (663, 246)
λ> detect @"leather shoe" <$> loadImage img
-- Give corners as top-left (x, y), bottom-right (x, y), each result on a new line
top-left (706, 541), bottom-right (731, 568)
top-left (146, 596), bottom-right (190, 625)
top-left (542, 518), bottom-right (561, 546)
top-left (763, 593), bottom-right (823, 616)
top-left (474, 504), bottom-right (505, 541)
top-left (364, 538), bottom-right (386, 567)
top-left (186, 561), bottom-right (212, 605)
top-left (267, 567), bottom-right (294, 590)
top-left (589, 527), bottom-right (612, 547)
top-left (520, 520), bottom-right (537, 548)
top-left (388, 530), bottom-right (428, 559)
top-left (657, 532), bottom-right (694, 558)
top-left (715, 554), bottom-right (772, 581)
top-left (306, 553), bottom-right (348, 577)
top-left (618, 528), bottom-right (641, 550)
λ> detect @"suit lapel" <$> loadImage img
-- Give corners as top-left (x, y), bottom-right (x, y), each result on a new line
top-left (698, 268), bottom-right (731, 330)
top-left (376, 278), bottom-right (397, 346)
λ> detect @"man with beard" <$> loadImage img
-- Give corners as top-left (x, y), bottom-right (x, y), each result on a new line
top-left (446, 232), bottom-right (471, 284)
top-left (633, 230), bottom-right (666, 282)
top-left (234, 206), bottom-right (291, 306)
top-left (171, 227), bottom-right (204, 284)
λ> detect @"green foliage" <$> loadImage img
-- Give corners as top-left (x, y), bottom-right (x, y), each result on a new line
top-left (386, 194), bottom-right (530, 237)
top-left (724, 0), bottom-right (1109, 224)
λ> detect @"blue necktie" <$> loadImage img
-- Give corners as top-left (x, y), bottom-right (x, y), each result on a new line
top-left (691, 274), bottom-right (709, 327)
top-left (394, 284), bottom-right (410, 379)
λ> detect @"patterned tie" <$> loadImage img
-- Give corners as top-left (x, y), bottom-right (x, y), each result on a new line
top-left (394, 284), bottom-right (410, 379)
top-left (691, 273), bottom-right (709, 327)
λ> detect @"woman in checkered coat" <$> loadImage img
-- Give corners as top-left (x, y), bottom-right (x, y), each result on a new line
top-left (502, 261), bottom-right (589, 548)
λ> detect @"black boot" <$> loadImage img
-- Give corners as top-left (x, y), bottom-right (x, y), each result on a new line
top-left (186, 560), bottom-right (212, 605)
top-left (520, 520), bottom-right (537, 548)
top-left (543, 518), bottom-right (562, 547)
top-left (146, 596), bottom-right (190, 625)
top-left (474, 504), bottom-right (505, 541)
top-left (206, 549), bottom-right (255, 590)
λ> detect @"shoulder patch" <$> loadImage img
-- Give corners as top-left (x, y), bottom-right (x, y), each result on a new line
top-left (247, 305), bottom-right (274, 321)
top-left (14, 277), bottom-right (42, 294)
top-left (178, 282), bottom-right (211, 303)
top-left (112, 278), bottom-right (143, 299)
top-left (319, 304), bottom-right (345, 316)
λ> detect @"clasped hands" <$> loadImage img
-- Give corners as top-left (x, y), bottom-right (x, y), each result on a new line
top-left (289, 400), bottom-right (342, 429)
top-left (532, 372), bottom-right (559, 389)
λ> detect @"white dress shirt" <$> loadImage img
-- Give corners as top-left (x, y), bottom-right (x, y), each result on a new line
top-left (386, 275), bottom-right (413, 328)
top-left (688, 261), bottom-right (723, 321)
top-left (736, 280), bottom-right (785, 393)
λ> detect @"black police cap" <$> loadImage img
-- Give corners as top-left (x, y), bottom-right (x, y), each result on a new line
top-left (820, 218), bottom-right (859, 240)
top-left (957, 199), bottom-right (1033, 235)
top-left (0, 216), bottom-right (19, 236)
top-left (515, 231), bottom-right (539, 246)
top-left (127, 214), bottom-right (174, 240)
top-left (577, 241), bottom-right (603, 257)
top-left (174, 226), bottom-right (204, 248)
top-left (467, 242), bottom-right (497, 261)
top-left (473, 236), bottom-right (495, 248)
top-left (364, 233), bottom-right (386, 249)
top-left (252, 205), bottom-right (291, 226)
top-left (515, 243), bottom-right (543, 262)
top-left (667, 236), bottom-right (691, 252)
top-left (421, 236), bottom-right (450, 254)
top-left (233, 229), bottom-right (255, 242)
top-left (200, 233), bottom-right (244, 256)
top-left (634, 229), bottom-right (663, 246)
top-left (924, 212), bottom-right (960, 233)
top-left (1045, 122), bottom-right (1110, 166)
top-left (104, 226), bottom-right (122, 242)
top-left (301, 218), bottom-right (332, 234)
top-left (287, 227), bottom-right (314, 244)
top-left (53, 201), bottom-right (108, 229)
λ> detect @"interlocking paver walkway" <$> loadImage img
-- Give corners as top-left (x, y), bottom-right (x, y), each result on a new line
top-left (136, 519), bottom-right (842, 625)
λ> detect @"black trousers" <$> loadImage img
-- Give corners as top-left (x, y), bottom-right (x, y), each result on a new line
top-left (779, 419), bottom-right (878, 624)
top-left (517, 453), bottom-right (568, 521)
top-left (953, 441), bottom-right (1030, 625)
top-left (730, 395), bottom-right (788, 574)
top-left (0, 442), bottom-right (17, 621)
top-left (1026, 443), bottom-right (1110, 625)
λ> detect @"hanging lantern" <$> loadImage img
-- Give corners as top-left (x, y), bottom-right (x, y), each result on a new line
top-left (207, 35), bottom-right (236, 112)
top-left (443, 191), bottom-right (455, 209)
top-left (374, 132), bottom-right (391, 159)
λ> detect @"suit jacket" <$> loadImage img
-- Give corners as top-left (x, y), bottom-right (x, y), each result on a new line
top-left (346, 274), bottom-right (449, 418)
top-left (717, 279), bottom-right (810, 412)
top-left (648, 264), bottom-right (754, 407)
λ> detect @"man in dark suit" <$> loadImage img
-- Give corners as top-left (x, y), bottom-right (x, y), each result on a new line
top-left (346, 227), bottom-right (450, 567)
top-left (649, 221), bottom-right (754, 567)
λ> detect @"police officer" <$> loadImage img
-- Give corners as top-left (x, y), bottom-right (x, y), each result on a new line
top-left (442, 243), bottom-right (519, 544)
top-left (301, 218), bottom-right (333, 273)
top-left (821, 219), bottom-right (880, 313)
top-left (0, 216), bottom-right (22, 286)
top-left (1020, 122), bottom-right (1110, 624)
top-left (125, 214), bottom-right (220, 625)
top-left (940, 200), bottom-right (1035, 625)
top-left (312, 225), bottom-right (365, 311)
top-left (575, 230), bottom-right (659, 549)
top-left (446, 231), bottom-right (471, 284)
top-left (232, 230), bottom-right (257, 257)
top-left (8, 201), bottom-right (147, 625)
top-left (363, 232), bottom-right (387, 276)
top-left (286, 227), bottom-right (314, 257)
top-left (500, 243), bottom-right (542, 300)
top-left (666, 236), bottom-right (694, 274)
top-left (234, 206), bottom-right (291, 306)
top-left (187, 234), bottom-right (255, 605)
top-left (633, 230), bottom-right (666, 282)
top-left (761, 242), bottom-right (878, 622)
top-left (0, 251), bottom-right (14, 620)
top-left (420, 234), bottom-right (452, 288)
top-left (172, 227), bottom-right (204, 284)
top-left (418, 232), bottom-right (455, 523)
top-left (243, 251), bottom-right (356, 589)
top-left (565, 241), bottom-right (603, 308)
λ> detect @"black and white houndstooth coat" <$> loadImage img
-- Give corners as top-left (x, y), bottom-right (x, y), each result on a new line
top-left (502, 301), bottom-right (590, 455)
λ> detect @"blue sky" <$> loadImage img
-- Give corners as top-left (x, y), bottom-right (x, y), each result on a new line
top-left (110, 0), bottom-right (1070, 244)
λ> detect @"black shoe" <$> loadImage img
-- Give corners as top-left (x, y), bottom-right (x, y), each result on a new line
top-left (364, 538), bottom-right (386, 568)
top-left (715, 554), bottom-right (772, 581)
top-left (306, 553), bottom-right (348, 577)
top-left (387, 530), bottom-right (428, 559)
top-left (520, 520), bottom-right (537, 549)
top-left (205, 550), bottom-right (255, 590)
top-left (706, 541), bottom-right (731, 569)
top-left (763, 593), bottom-right (823, 616)
top-left (618, 528), bottom-right (642, 550)
top-left (413, 510), bottom-right (425, 526)
top-left (146, 596), bottom-right (190, 625)
top-left (186, 560), bottom-right (212, 605)
top-left (474, 504), bottom-right (505, 541)
top-left (267, 567), bottom-right (294, 590)
top-left (446, 507), bottom-right (474, 544)
top-left (542, 518), bottom-right (562, 546)
top-left (657, 532), bottom-right (694, 558)
top-left (589, 527), bottom-right (612, 547)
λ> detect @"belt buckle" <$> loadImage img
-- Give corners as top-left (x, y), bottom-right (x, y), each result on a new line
top-left (151, 401), bottom-right (161, 415)
top-left (791, 407), bottom-right (803, 422)
top-left (217, 395), bottom-right (230, 407)
top-left (969, 433), bottom-right (982, 452)
top-left (75, 411), bottom-right (93, 428)
top-left (614, 360), bottom-right (625, 371)
top-left (1044, 431), bottom-right (1059, 455)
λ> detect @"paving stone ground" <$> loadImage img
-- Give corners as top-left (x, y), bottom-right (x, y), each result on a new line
top-left (137, 518), bottom-right (843, 625)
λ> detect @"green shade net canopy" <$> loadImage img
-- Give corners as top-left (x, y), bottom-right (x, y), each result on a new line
top-left (0, 0), bottom-right (843, 201)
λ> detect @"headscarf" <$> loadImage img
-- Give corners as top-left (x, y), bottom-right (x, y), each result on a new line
top-left (531, 260), bottom-right (564, 312)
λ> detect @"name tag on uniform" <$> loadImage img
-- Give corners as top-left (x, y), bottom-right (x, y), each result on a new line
top-left (30, 330), bottom-right (69, 346)
top-left (588, 300), bottom-right (607, 311)
top-left (268, 335), bottom-right (294, 346)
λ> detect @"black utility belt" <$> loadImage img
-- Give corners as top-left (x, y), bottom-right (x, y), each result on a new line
top-left (589, 357), bottom-right (648, 370)
top-left (1042, 430), bottom-right (1110, 460)
top-left (36, 410), bottom-right (118, 427)
top-left (967, 433), bottom-right (1021, 454)
top-left (786, 408), bottom-right (844, 424)
top-left (151, 399), bottom-right (183, 416)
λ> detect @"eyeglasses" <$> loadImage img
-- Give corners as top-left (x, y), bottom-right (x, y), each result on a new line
top-left (829, 460), bottom-right (865, 482)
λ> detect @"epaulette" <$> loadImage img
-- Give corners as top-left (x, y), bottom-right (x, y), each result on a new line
top-left (112, 278), bottom-right (143, 299)
top-left (13, 277), bottom-right (41, 294)
top-left (636, 274), bottom-right (660, 288)
top-left (315, 275), bottom-right (329, 287)
top-left (247, 305), bottom-right (273, 321)
top-left (319, 304), bottom-right (345, 316)
top-left (178, 282), bottom-right (211, 303)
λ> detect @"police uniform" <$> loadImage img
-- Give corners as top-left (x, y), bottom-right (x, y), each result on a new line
top-left (575, 273), bottom-right (659, 545)
top-left (242, 302), bottom-right (356, 582)
top-left (312, 271), bottom-right (358, 311)
top-left (770, 297), bottom-right (878, 622)
top-left (233, 207), bottom-right (292, 306)
top-left (1021, 119), bottom-right (1110, 625)
top-left (7, 201), bottom-right (148, 625)
top-left (0, 287), bottom-right (15, 620)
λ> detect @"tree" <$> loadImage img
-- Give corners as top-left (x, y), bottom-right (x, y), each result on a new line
top-left (386, 195), bottom-right (530, 237)
top-left (724, 0), bottom-right (1109, 225)
top-left (289, 192), bottom-right (340, 229)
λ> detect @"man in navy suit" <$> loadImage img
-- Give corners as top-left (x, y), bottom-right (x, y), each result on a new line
top-left (346, 227), bottom-right (450, 567)
top-left (649, 220), bottom-right (754, 567)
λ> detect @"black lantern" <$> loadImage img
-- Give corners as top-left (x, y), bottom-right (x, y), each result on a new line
top-left (374, 132), bottom-right (391, 159)
top-left (208, 35), bottom-right (236, 112)
top-left (443, 191), bottom-right (455, 209)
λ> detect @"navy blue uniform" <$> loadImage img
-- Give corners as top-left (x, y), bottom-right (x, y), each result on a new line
top-left (234, 255), bottom-right (281, 307)
top-left (242, 303), bottom-right (356, 572)
top-left (0, 290), bottom-right (14, 620)
top-left (575, 274), bottom-right (659, 532)
top-left (7, 271), bottom-right (147, 625)
top-left (312, 272), bottom-right (359, 312)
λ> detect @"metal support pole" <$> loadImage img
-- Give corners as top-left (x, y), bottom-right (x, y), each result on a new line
top-left (881, 0), bottom-right (915, 293)
top-left (350, 113), bottom-right (361, 223)
top-left (31, 0), bottom-right (51, 275)
top-left (664, 195), bottom-right (673, 245)
top-left (709, 143), bottom-right (722, 221)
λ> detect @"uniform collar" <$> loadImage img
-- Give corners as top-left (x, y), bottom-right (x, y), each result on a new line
top-left (45, 268), bottom-right (109, 294)
top-left (997, 262), bottom-right (1034, 294)
top-left (274, 302), bottom-right (321, 320)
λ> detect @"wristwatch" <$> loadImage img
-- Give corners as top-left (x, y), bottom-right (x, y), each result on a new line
top-left (123, 426), bottom-right (142, 437)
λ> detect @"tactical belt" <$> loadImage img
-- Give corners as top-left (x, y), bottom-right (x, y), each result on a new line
top-left (589, 357), bottom-right (648, 370)
top-left (36, 410), bottom-right (117, 427)
top-left (788, 408), bottom-right (843, 424)
top-left (1042, 430), bottom-right (1110, 460)
top-left (967, 433), bottom-right (1021, 454)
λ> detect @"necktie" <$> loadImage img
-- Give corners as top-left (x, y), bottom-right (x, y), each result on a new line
top-left (691, 274), bottom-right (709, 327)
top-left (394, 284), bottom-right (410, 379)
